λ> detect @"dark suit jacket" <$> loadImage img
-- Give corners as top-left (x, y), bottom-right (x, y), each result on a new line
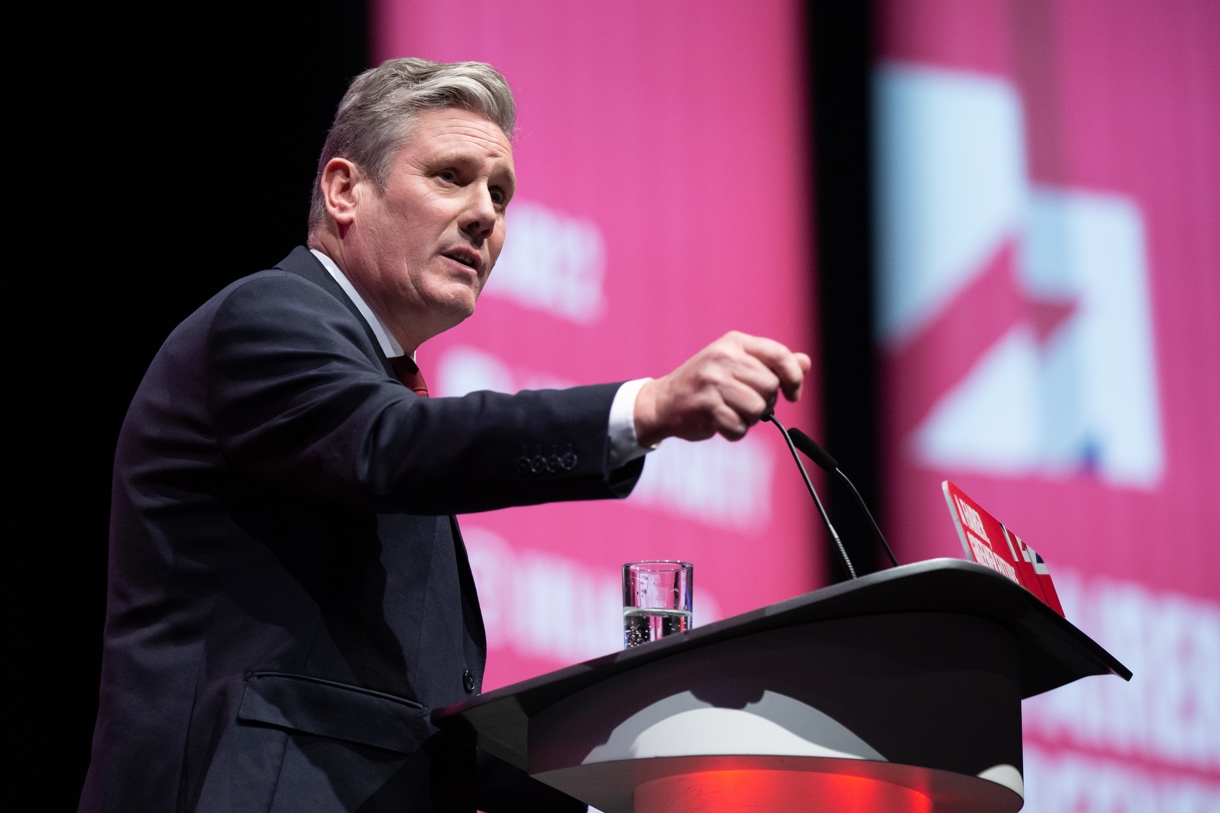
top-left (80, 247), bottom-right (642, 812)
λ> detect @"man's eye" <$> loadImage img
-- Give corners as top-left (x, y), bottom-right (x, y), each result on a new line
top-left (438, 170), bottom-right (458, 183)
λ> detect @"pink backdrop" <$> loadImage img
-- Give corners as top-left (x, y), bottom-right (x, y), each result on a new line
top-left (874, 0), bottom-right (1220, 809)
top-left (372, 0), bottom-right (821, 690)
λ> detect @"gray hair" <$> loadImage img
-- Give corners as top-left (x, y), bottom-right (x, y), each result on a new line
top-left (307, 57), bottom-right (516, 232)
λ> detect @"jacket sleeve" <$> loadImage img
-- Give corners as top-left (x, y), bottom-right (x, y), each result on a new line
top-left (205, 272), bottom-right (643, 515)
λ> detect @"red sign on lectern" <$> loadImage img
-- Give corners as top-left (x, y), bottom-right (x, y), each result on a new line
top-left (942, 481), bottom-right (1065, 617)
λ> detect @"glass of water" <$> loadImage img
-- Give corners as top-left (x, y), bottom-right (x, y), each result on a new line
top-left (622, 560), bottom-right (693, 647)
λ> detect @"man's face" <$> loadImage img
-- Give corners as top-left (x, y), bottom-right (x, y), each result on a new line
top-left (346, 107), bottom-right (516, 349)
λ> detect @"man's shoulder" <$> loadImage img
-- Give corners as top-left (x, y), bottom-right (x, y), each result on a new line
top-left (188, 248), bottom-right (344, 322)
top-left (156, 247), bottom-right (366, 366)
top-left (211, 246), bottom-right (329, 300)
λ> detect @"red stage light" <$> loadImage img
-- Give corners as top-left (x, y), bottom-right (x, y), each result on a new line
top-left (635, 769), bottom-right (932, 813)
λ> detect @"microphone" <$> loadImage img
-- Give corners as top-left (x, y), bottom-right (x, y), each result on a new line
top-left (762, 414), bottom-right (857, 579)
top-left (788, 428), bottom-right (900, 568)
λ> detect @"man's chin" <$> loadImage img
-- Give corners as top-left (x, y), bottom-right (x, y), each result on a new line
top-left (427, 295), bottom-right (479, 332)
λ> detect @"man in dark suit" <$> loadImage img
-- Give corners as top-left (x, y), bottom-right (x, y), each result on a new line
top-left (79, 58), bottom-right (810, 812)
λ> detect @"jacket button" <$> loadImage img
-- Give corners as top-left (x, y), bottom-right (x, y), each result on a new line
top-left (463, 669), bottom-right (476, 693)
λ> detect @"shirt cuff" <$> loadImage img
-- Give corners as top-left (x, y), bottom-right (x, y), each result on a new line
top-left (607, 378), bottom-right (657, 468)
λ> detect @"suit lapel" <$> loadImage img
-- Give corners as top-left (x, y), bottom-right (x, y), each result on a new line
top-left (276, 246), bottom-right (396, 379)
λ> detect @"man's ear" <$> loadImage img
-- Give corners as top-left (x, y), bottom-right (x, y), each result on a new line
top-left (319, 158), bottom-right (363, 226)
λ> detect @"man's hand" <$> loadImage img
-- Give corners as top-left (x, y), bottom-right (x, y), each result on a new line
top-left (634, 331), bottom-right (812, 447)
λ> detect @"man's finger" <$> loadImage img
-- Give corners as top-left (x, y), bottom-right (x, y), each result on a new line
top-left (711, 402), bottom-right (750, 441)
top-left (716, 377), bottom-right (776, 427)
top-left (779, 351), bottom-right (812, 401)
top-left (733, 334), bottom-right (809, 401)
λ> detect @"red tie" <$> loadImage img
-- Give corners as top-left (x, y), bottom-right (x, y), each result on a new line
top-left (390, 356), bottom-right (429, 397)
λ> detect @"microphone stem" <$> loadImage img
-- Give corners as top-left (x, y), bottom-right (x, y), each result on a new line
top-left (834, 468), bottom-right (900, 568)
top-left (764, 414), bottom-right (857, 579)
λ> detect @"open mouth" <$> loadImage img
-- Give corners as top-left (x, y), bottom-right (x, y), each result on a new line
top-left (445, 251), bottom-right (481, 272)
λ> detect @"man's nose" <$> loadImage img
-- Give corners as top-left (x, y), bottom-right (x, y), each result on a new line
top-left (460, 184), bottom-right (497, 242)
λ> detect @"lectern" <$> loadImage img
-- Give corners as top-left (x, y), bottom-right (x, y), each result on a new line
top-left (434, 559), bottom-right (1130, 812)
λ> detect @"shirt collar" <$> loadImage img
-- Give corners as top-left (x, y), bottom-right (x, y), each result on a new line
top-left (309, 248), bottom-right (407, 360)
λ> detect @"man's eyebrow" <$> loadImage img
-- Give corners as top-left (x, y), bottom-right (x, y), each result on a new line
top-left (433, 149), bottom-right (481, 168)
top-left (437, 150), bottom-right (514, 178)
